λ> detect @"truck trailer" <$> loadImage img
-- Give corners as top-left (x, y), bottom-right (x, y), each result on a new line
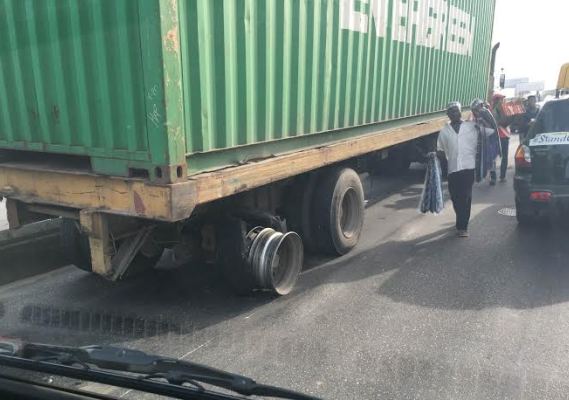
top-left (0, 0), bottom-right (496, 294)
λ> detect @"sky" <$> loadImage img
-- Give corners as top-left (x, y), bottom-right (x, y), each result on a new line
top-left (492, 0), bottom-right (567, 89)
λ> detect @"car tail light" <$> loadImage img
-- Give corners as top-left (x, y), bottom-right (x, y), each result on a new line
top-left (515, 144), bottom-right (531, 168)
top-left (530, 191), bottom-right (552, 202)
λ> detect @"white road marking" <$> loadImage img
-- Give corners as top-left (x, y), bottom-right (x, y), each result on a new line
top-left (244, 310), bottom-right (259, 319)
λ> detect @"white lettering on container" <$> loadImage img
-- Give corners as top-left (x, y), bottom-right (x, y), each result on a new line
top-left (340, 0), bottom-right (388, 38)
top-left (340, 0), bottom-right (368, 34)
top-left (391, 0), bottom-right (409, 42)
top-left (447, 5), bottom-right (475, 56)
top-left (416, 0), bottom-right (448, 50)
top-left (339, 0), bottom-right (475, 56)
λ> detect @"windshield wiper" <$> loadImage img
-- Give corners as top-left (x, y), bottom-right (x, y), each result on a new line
top-left (0, 341), bottom-right (320, 400)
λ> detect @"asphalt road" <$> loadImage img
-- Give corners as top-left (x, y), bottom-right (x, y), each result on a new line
top-left (3, 135), bottom-right (569, 399)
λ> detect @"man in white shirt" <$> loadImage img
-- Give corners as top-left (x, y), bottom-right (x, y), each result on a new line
top-left (437, 102), bottom-right (495, 237)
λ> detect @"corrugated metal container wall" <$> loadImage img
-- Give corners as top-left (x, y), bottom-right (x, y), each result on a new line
top-left (182, 0), bottom-right (495, 172)
top-left (0, 0), bottom-right (496, 178)
top-left (0, 0), bottom-right (151, 160)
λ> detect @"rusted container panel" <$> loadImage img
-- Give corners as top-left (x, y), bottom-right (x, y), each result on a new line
top-left (0, 0), bottom-right (496, 178)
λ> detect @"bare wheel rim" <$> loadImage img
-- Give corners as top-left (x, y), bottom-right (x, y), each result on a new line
top-left (270, 232), bottom-right (303, 295)
top-left (339, 188), bottom-right (360, 239)
top-left (247, 228), bottom-right (303, 295)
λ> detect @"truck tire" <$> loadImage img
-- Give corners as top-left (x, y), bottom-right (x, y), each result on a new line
top-left (60, 218), bottom-right (160, 276)
top-left (313, 168), bottom-right (365, 255)
top-left (283, 174), bottom-right (317, 253)
top-left (217, 219), bottom-right (256, 295)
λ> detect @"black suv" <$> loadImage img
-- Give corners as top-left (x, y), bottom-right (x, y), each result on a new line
top-left (514, 98), bottom-right (569, 225)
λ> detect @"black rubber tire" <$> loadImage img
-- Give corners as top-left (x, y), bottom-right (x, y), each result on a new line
top-left (60, 218), bottom-right (92, 272)
top-left (515, 200), bottom-right (536, 227)
top-left (216, 218), bottom-right (256, 295)
top-left (60, 218), bottom-right (161, 277)
top-left (516, 210), bottom-right (534, 226)
top-left (313, 168), bottom-right (365, 255)
top-left (283, 174), bottom-right (317, 253)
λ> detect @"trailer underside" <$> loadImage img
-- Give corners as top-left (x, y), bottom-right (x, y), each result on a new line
top-left (0, 116), bottom-right (446, 283)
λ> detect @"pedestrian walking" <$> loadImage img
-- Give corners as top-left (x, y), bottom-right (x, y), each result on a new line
top-left (437, 102), bottom-right (495, 237)
top-left (470, 98), bottom-right (501, 183)
top-left (519, 94), bottom-right (540, 141)
top-left (491, 93), bottom-right (513, 184)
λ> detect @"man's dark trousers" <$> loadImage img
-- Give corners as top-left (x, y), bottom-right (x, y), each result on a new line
top-left (448, 169), bottom-right (475, 231)
top-left (500, 137), bottom-right (510, 180)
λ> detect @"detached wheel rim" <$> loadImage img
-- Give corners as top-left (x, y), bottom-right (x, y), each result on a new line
top-left (247, 228), bottom-right (303, 296)
top-left (270, 232), bottom-right (303, 295)
top-left (339, 188), bottom-right (361, 239)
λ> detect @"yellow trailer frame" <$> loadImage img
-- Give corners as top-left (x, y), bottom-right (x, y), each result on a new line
top-left (1, 116), bottom-right (447, 276)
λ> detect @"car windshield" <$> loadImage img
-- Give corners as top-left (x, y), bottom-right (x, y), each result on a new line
top-left (2, 1), bottom-right (569, 400)
top-left (529, 100), bottom-right (569, 138)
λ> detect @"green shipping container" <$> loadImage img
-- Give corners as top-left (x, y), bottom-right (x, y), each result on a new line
top-left (0, 0), bottom-right (495, 182)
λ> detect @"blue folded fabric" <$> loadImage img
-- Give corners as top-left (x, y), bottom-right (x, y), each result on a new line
top-left (419, 152), bottom-right (444, 214)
